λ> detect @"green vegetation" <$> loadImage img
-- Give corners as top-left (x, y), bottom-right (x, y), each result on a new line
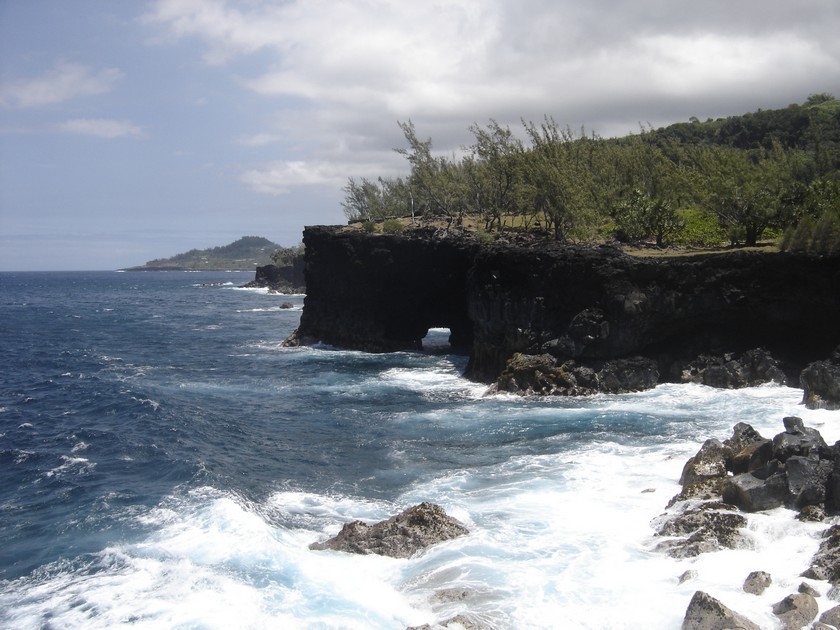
top-left (343, 95), bottom-right (840, 252)
top-left (133, 236), bottom-right (283, 270)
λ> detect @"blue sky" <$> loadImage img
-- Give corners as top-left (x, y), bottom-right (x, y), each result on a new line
top-left (1, 0), bottom-right (839, 270)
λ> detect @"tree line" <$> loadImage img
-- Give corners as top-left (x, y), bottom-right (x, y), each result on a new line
top-left (341, 94), bottom-right (840, 253)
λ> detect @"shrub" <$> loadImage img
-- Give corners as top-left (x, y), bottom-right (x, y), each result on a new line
top-left (382, 219), bottom-right (404, 235)
top-left (361, 221), bottom-right (378, 233)
top-left (674, 208), bottom-right (727, 247)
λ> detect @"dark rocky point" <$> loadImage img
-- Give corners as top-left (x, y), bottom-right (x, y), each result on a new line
top-left (287, 226), bottom-right (840, 396)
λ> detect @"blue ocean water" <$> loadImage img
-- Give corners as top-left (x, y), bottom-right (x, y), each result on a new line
top-left (1, 271), bottom-right (838, 629)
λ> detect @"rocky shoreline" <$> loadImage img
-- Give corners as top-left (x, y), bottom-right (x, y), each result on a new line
top-left (310, 416), bottom-right (840, 629)
top-left (659, 416), bottom-right (840, 629)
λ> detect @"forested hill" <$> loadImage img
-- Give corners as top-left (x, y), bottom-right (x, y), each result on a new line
top-left (127, 236), bottom-right (281, 270)
top-left (643, 93), bottom-right (840, 151)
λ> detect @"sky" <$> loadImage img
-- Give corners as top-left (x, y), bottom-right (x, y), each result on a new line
top-left (1, 1), bottom-right (839, 270)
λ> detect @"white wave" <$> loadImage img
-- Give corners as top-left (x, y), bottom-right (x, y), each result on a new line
top-left (44, 455), bottom-right (96, 478)
top-left (0, 489), bottom-right (430, 630)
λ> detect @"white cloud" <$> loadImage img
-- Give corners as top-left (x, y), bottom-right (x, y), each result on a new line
top-left (0, 62), bottom-right (123, 108)
top-left (145, 0), bottom-right (840, 190)
top-left (58, 118), bottom-right (144, 139)
top-left (240, 159), bottom-right (376, 195)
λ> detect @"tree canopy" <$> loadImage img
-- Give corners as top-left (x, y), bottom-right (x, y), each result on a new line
top-left (343, 95), bottom-right (840, 252)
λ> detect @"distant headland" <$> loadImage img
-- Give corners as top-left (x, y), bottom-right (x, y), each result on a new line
top-left (123, 236), bottom-right (284, 271)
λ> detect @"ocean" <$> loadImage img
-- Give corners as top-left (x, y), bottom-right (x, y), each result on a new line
top-left (1, 270), bottom-right (838, 629)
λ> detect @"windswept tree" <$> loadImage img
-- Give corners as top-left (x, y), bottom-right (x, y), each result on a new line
top-left (466, 120), bottom-right (526, 231)
top-left (522, 118), bottom-right (600, 241)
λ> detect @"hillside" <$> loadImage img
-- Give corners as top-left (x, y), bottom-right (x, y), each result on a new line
top-left (127, 236), bottom-right (281, 270)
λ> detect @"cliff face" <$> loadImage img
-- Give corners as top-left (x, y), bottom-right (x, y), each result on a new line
top-left (289, 226), bottom-right (840, 385)
top-left (292, 226), bottom-right (478, 352)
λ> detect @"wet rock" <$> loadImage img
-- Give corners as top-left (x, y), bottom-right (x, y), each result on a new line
top-left (680, 439), bottom-right (729, 487)
top-left (724, 423), bottom-right (772, 474)
top-left (679, 570), bottom-right (699, 584)
top-left (407, 615), bottom-right (485, 630)
top-left (801, 347), bottom-right (840, 410)
top-left (798, 582), bottom-right (820, 597)
top-left (772, 417), bottom-right (830, 462)
top-left (654, 502), bottom-right (747, 558)
top-left (803, 525), bottom-right (840, 585)
top-left (680, 348), bottom-right (786, 388)
top-left (785, 455), bottom-right (833, 508)
top-left (772, 593), bottom-right (818, 629)
top-left (667, 478), bottom-right (726, 507)
top-left (723, 471), bottom-right (789, 512)
top-left (743, 571), bottom-right (772, 595)
top-left (797, 504), bottom-right (827, 522)
top-left (491, 353), bottom-right (658, 396)
top-left (819, 604), bottom-right (840, 628)
top-left (681, 590), bottom-right (760, 630)
top-left (309, 503), bottom-right (469, 558)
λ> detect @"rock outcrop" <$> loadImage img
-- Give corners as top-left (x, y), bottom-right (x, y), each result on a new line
top-left (287, 226), bottom-right (840, 395)
top-left (801, 346), bottom-right (840, 410)
top-left (242, 259), bottom-right (306, 293)
top-left (309, 503), bottom-right (469, 558)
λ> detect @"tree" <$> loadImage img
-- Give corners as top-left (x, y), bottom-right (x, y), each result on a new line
top-left (466, 120), bottom-right (525, 231)
top-left (521, 119), bottom-right (600, 241)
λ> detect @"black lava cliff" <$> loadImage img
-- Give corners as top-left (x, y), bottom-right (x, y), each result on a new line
top-left (285, 225), bottom-right (840, 392)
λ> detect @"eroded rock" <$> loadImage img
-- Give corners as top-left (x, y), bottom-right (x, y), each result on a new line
top-left (309, 503), bottom-right (469, 558)
top-left (681, 590), bottom-right (760, 630)
top-left (743, 571), bottom-right (772, 595)
top-left (772, 593), bottom-right (818, 629)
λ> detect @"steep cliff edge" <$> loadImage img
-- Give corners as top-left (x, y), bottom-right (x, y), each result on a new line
top-left (286, 225), bottom-right (840, 389)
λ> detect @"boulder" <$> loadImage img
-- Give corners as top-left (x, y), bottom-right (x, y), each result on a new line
top-left (819, 605), bottom-right (840, 628)
top-left (680, 348), bottom-right (786, 388)
top-left (654, 502), bottom-right (747, 558)
top-left (743, 570), bottom-right (772, 595)
top-left (772, 593), bottom-right (818, 629)
top-left (723, 423), bottom-right (773, 474)
top-left (681, 591), bottom-right (760, 630)
top-left (723, 471), bottom-right (789, 512)
top-left (785, 455), bottom-right (833, 508)
top-left (309, 503), bottom-right (469, 558)
top-left (772, 416), bottom-right (830, 462)
top-left (801, 347), bottom-right (840, 410)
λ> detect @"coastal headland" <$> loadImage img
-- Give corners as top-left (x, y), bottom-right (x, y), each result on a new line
top-left (285, 225), bottom-right (840, 402)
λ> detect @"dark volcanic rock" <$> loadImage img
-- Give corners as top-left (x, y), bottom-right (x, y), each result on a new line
top-left (803, 525), bottom-right (840, 585)
top-left (681, 348), bottom-right (786, 388)
top-left (289, 226), bottom-right (840, 389)
top-left (654, 502), bottom-right (748, 558)
top-left (772, 416), bottom-right (830, 462)
top-left (243, 260), bottom-right (305, 293)
top-left (801, 346), bottom-right (840, 410)
top-left (681, 590), bottom-right (760, 630)
top-left (309, 503), bottom-right (469, 558)
top-left (491, 352), bottom-right (658, 396)
top-left (679, 439), bottom-right (729, 487)
top-left (723, 471), bottom-right (789, 512)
